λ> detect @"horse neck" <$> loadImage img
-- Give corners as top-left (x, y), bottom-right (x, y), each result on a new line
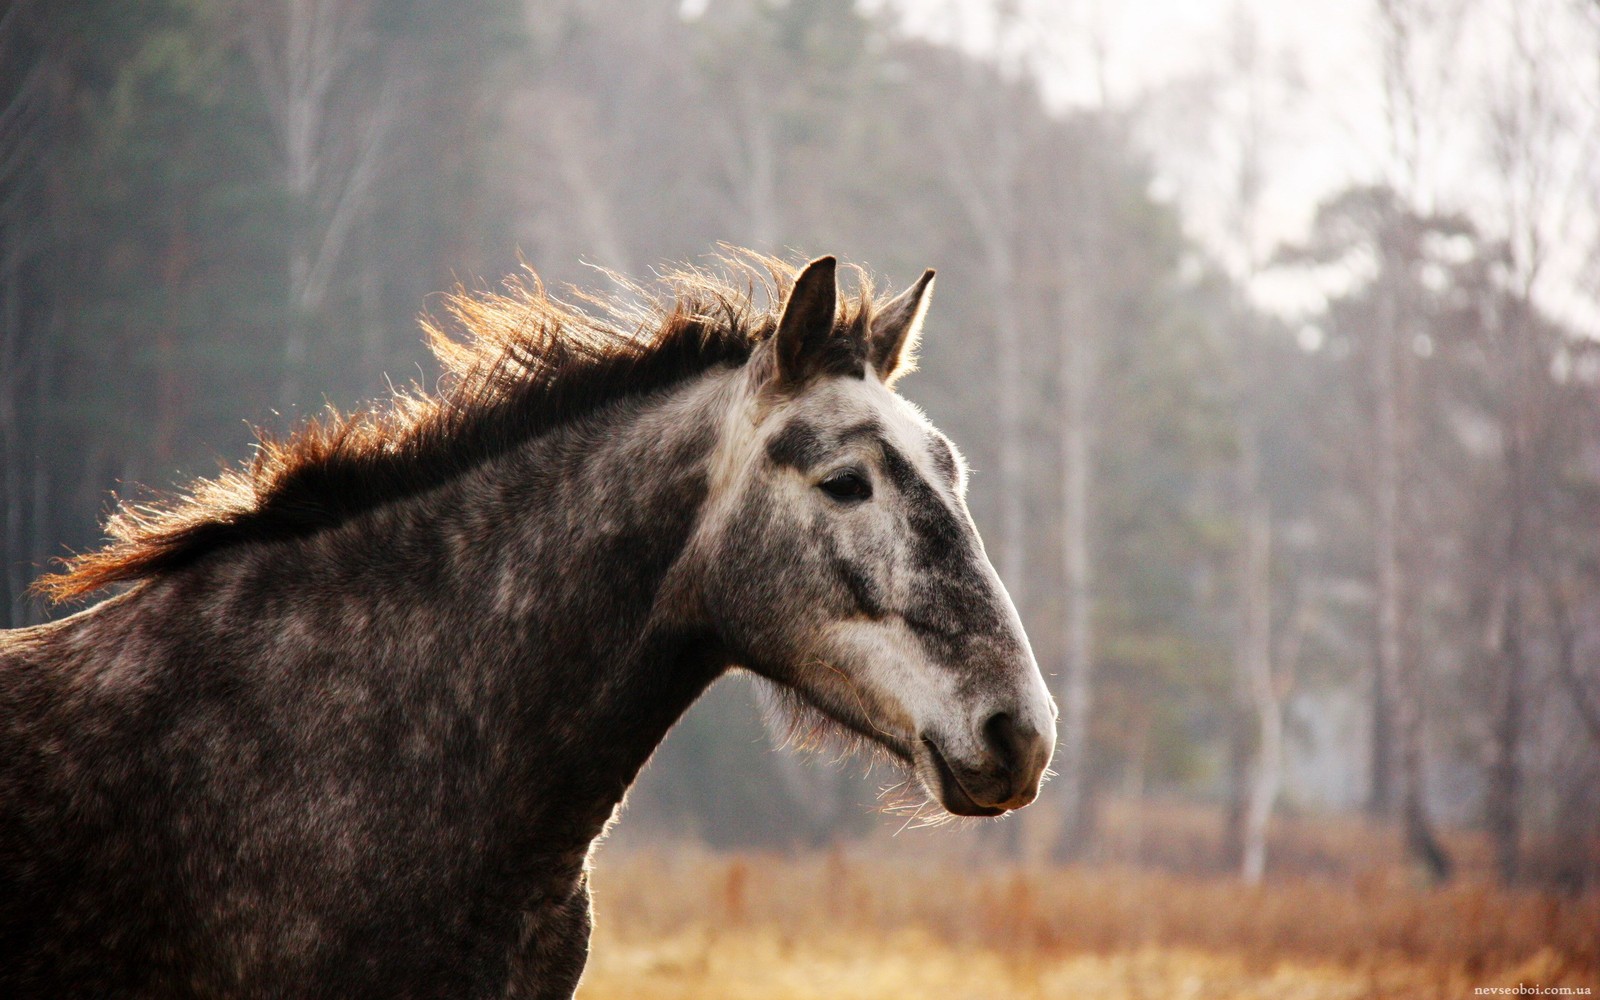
top-left (174, 370), bottom-right (735, 855)
top-left (422, 373), bottom-right (738, 835)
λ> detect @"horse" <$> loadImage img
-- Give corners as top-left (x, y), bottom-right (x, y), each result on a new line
top-left (0, 253), bottom-right (1056, 999)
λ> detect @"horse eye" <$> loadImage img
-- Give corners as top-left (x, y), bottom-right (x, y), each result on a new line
top-left (819, 469), bottom-right (872, 502)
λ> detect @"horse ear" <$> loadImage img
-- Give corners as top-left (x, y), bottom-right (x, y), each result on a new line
top-left (868, 269), bottom-right (935, 386)
top-left (773, 256), bottom-right (840, 387)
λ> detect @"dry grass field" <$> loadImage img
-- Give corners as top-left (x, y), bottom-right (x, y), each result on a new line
top-left (580, 804), bottom-right (1599, 999)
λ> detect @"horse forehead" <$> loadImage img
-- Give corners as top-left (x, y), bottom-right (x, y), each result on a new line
top-left (798, 378), bottom-right (936, 460)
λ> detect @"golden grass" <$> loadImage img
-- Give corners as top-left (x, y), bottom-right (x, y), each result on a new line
top-left (578, 841), bottom-right (1598, 1000)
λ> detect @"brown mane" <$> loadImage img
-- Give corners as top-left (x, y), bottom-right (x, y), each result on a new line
top-left (38, 251), bottom-right (882, 601)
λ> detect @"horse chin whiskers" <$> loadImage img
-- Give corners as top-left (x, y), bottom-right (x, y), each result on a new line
top-left (752, 672), bottom-right (914, 772)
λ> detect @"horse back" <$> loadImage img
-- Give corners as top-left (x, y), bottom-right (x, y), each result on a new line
top-left (0, 602), bottom-right (195, 995)
top-left (0, 590), bottom-right (528, 998)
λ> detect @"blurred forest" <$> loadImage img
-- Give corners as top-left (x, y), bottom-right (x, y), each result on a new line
top-left (4, 0), bottom-right (1600, 897)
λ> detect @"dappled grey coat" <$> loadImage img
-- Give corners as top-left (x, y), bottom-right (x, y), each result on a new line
top-left (0, 253), bottom-right (1054, 999)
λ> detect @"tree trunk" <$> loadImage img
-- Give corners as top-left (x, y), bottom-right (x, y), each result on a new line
top-left (1045, 271), bottom-right (1095, 864)
top-left (1372, 278), bottom-right (1403, 822)
top-left (0, 6), bottom-right (39, 627)
top-left (1238, 474), bottom-right (1277, 884)
top-left (1367, 627), bottom-right (1396, 816)
top-left (1222, 712), bottom-right (1250, 869)
top-left (1486, 299), bottom-right (1531, 885)
top-left (987, 240), bottom-right (1027, 608)
top-left (1377, 260), bottom-right (1450, 880)
top-left (1487, 570), bottom-right (1523, 883)
top-left (1224, 438), bottom-right (1262, 873)
top-left (249, 0), bottom-right (396, 412)
top-left (0, 227), bottom-right (26, 629)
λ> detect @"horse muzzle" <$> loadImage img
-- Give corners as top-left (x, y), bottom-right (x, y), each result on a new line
top-left (917, 710), bottom-right (1054, 817)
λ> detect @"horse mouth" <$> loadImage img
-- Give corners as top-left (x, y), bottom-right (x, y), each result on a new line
top-left (919, 737), bottom-right (1007, 818)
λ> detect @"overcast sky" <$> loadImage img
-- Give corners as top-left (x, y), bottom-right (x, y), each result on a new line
top-left (878, 0), bottom-right (1599, 330)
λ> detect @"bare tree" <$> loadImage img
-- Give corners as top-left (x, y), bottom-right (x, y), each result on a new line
top-left (1163, 5), bottom-right (1308, 881)
top-left (1051, 214), bottom-right (1098, 863)
top-left (244, 0), bottom-right (403, 411)
top-left (1039, 1), bottom-right (1114, 866)
top-left (917, 0), bottom-right (1043, 615)
top-left (705, 36), bottom-right (781, 252)
top-left (1371, 0), bottom-right (1468, 879)
top-left (1228, 10), bottom-right (1284, 883)
top-left (1474, 0), bottom-right (1598, 882)
top-left (0, 0), bottom-right (58, 628)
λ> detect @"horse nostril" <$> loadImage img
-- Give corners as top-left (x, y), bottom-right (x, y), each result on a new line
top-left (981, 711), bottom-right (1024, 774)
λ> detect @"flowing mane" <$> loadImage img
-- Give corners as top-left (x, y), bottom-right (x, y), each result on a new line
top-left (38, 252), bottom-right (883, 601)
top-left (3, 251), bottom-right (1054, 999)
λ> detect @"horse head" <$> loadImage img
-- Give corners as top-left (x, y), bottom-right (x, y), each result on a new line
top-left (692, 256), bottom-right (1057, 817)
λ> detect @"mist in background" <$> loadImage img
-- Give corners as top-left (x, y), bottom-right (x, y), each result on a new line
top-left (3, 0), bottom-right (1599, 889)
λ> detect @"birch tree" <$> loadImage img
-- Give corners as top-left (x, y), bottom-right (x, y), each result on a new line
top-left (1371, 0), bottom-right (1465, 878)
top-left (1224, 9), bottom-right (1292, 884)
top-left (505, 0), bottom-right (682, 277)
top-left (1149, 5), bottom-right (1310, 882)
top-left (1046, 1), bottom-right (1117, 867)
top-left (1050, 169), bottom-right (1099, 863)
top-left (912, 0), bottom-right (1043, 616)
top-left (245, 0), bottom-right (403, 411)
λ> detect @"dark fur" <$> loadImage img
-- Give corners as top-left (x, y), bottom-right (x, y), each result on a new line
top-left (2, 384), bottom-right (726, 999)
top-left (763, 419), bottom-right (829, 472)
top-left (0, 253), bottom-right (901, 999)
